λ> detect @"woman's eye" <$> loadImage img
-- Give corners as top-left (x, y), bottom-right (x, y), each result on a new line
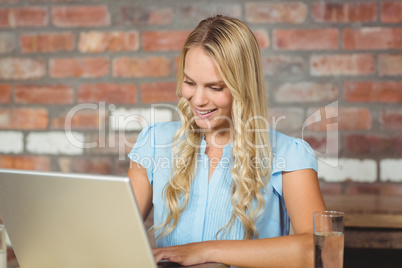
top-left (184, 81), bottom-right (194, 86)
top-left (211, 87), bottom-right (223, 91)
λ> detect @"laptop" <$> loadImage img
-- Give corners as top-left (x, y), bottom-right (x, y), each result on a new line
top-left (0, 169), bottom-right (228, 268)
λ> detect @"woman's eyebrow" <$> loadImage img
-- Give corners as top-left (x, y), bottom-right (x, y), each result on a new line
top-left (183, 72), bottom-right (224, 86)
top-left (183, 72), bottom-right (194, 81)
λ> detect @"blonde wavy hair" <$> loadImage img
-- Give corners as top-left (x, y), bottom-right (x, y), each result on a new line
top-left (155, 15), bottom-right (272, 240)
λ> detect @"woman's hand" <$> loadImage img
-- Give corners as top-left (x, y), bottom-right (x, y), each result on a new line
top-left (153, 241), bottom-right (214, 266)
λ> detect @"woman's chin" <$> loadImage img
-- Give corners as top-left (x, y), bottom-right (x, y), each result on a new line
top-left (194, 118), bottom-right (213, 130)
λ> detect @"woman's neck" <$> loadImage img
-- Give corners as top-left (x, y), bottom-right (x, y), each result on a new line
top-left (203, 129), bottom-right (233, 148)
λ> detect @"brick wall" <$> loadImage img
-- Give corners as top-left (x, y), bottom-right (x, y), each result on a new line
top-left (0, 0), bottom-right (401, 195)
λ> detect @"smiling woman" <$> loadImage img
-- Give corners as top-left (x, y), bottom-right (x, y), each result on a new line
top-left (181, 47), bottom-right (233, 139)
top-left (127, 15), bottom-right (326, 268)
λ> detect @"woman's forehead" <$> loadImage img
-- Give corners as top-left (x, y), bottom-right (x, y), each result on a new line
top-left (183, 47), bottom-right (223, 82)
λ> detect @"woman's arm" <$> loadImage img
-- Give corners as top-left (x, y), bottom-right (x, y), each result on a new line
top-left (127, 160), bottom-right (153, 221)
top-left (153, 169), bottom-right (327, 267)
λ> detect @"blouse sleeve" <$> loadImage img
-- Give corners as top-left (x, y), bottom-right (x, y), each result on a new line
top-left (269, 138), bottom-right (318, 196)
top-left (127, 124), bottom-right (156, 186)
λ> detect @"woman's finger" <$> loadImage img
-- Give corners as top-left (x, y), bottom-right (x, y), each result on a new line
top-left (153, 248), bottom-right (169, 263)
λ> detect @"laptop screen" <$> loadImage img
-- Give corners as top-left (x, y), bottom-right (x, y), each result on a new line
top-left (0, 169), bottom-right (157, 268)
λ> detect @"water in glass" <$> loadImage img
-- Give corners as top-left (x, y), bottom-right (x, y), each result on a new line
top-left (314, 231), bottom-right (344, 268)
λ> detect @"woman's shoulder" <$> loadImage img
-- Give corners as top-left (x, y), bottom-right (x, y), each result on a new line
top-left (269, 128), bottom-right (317, 174)
top-left (139, 121), bottom-right (181, 145)
top-left (149, 121), bottom-right (181, 133)
top-left (141, 121), bottom-right (181, 135)
top-left (129, 121), bottom-right (180, 157)
top-left (269, 129), bottom-right (307, 153)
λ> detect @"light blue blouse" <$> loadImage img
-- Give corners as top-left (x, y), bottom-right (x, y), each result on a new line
top-left (128, 121), bottom-right (317, 248)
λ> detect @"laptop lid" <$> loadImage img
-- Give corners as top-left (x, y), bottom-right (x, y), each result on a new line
top-left (0, 168), bottom-right (157, 268)
top-left (0, 169), bottom-right (228, 268)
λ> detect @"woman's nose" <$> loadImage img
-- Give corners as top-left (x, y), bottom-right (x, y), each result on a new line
top-left (191, 87), bottom-right (208, 106)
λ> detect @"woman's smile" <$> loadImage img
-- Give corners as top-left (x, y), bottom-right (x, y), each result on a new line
top-left (195, 108), bottom-right (218, 118)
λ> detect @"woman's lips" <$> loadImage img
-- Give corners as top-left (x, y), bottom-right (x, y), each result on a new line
top-left (195, 108), bottom-right (217, 119)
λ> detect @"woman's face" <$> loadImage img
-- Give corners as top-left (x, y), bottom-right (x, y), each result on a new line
top-left (181, 46), bottom-right (233, 136)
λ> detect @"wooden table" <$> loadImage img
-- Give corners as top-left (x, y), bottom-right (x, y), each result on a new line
top-left (7, 194), bottom-right (402, 266)
top-left (323, 194), bottom-right (402, 249)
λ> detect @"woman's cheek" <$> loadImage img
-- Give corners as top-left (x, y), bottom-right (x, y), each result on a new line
top-left (181, 85), bottom-right (193, 100)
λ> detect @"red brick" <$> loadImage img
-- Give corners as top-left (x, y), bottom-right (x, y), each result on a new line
top-left (381, 1), bottom-right (402, 23)
top-left (177, 4), bottom-right (242, 25)
top-left (345, 183), bottom-right (402, 195)
top-left (78, 31), bottom-right (139, 53)
top-left (344, 81), bottom-right (402, 103)
top-left (303, 133), bottom-right (340, 156)
top-left (52, 110), bottom-right (104, 129)
top-left (0, 108), bottom-right (48, 129)
top-left (0, 7), bottom-right (48, 28)
top-left (380, 109), bottom-right (402, 130)
top-left (0, 156), bottom-right (50, 171)
top-left (51, 6), bottom-right (110, 28)
top-left (174, 56), bottom-right (180, 75)
top-left (29, 0), bottom-right (83, 2)
top-left (0, 32), bottom-right (15, 53)
top-left (142, 31), bottom-right (191, 52)
top-left (303, 135), bottom-right (330, 155)
top-left (343, 28), bottom-right (402, 50)
top-left (318, 182), bottom-right (343, 195)
top-left (84, 132), bottom-right (137, 156)
top-left (70, 157), bottom-right (112, 174)
top-left (140, 82), bottom-right (178, 103)
top-left (245, 2), bottom-right (307, 24)
top-left (378, 54), bottom-right (402, 76)
top-left (0, 84), bottom-right (11, 103)
top-left (276, 82), bottom-right (338, 103)
top-left (344, 183), bottom-right (383, 195)
top-left (20, 32), bottom-right (74, 53)
top-left (311, 54), bottom-right (375, 76)
top-left (313, 2), bottom-right (377, 22)
top-left (119, 6), bottom-right (173, 26)
top-left (29, 0), bottom-right (81, 1)
top-left (274, 28), bottom-right (338, 50)
top-left (346, 134), bottom-right (402, 156)
top-left (261, 55), bottom-right (306, 76)
top-left (268, 108), bottom-right (304, 131)
top-left (378, 184), bottom-right (402, 195)
top-left (15, 85), bottom-right (74, 104)
top-left (116, 159), bottom-right (132, 176)
top-left (113, 57), bottom-right (170, 78)
top-left (253, 29), bottom-right (270, 49)
top-left (49, 57), bottom-right (109, 78)
top-left (78, 84), bottom-right (137, 104)
top-left (306, 107), bottom-right (372, 131)
top-left (0, 58), bottom-right (45, 80)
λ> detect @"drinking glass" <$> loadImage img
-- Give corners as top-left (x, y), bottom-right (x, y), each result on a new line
top-left (313, 211), bottom-right (344, 268)
top-left (0, 224), bottom-right (6, 268)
